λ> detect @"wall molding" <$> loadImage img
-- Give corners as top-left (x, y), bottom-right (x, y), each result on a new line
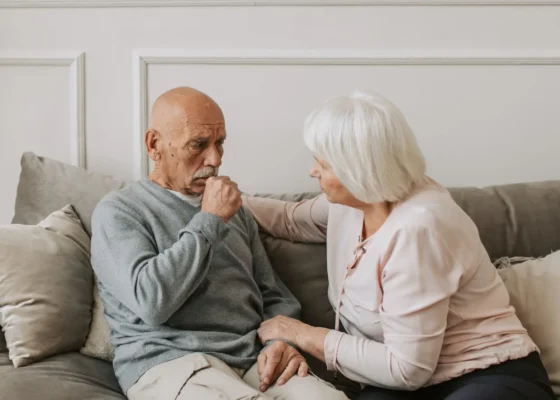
top-left (132, 48), bottom-right (560, 179)
top-left (0, 51), bottom-right (86, 168)
top-left (1, 0), bottom-right (560, 7)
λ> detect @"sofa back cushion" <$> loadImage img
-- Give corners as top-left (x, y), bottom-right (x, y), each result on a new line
top-left (12, 153), bottom-right (560, 261)
top-left (12, 152), bottom-right (127, 236)
top-left (449, 182), bottom-right (560, 260)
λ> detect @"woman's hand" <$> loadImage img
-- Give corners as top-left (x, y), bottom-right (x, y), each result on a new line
top-left (259, 315), bottom-right (331, 363)
top-left (258, 315), bottom-right (309, 348)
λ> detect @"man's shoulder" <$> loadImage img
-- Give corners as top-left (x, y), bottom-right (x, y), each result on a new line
top-left (93, 180), bottom-right (148, 220)
top-left (236, 204), bottom-right (256, 230)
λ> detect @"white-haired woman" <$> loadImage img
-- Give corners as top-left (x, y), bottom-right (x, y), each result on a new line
top-left (243, 91), bottom-right (555, 400)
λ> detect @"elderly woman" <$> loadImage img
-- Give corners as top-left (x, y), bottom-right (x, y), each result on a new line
top-left (243, 91), bottom-right (555, 400)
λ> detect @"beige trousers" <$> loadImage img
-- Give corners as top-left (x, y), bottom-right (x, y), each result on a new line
top-left (127, 353), bottom-right (348, 400)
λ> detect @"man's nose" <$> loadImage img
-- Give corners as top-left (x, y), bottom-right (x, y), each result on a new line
top-left (205, 145), bottom-right (222, 168)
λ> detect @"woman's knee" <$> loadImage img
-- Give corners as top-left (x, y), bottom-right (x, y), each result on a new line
top-left (355, 386), bottom-right (418, 400)
top-left (443, 380), bottom-right (554, 400)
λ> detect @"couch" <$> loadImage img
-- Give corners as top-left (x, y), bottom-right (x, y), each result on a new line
top-left (1, 152), bottom-right (559, 400)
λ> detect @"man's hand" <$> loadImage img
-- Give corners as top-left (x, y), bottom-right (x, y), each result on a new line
top-left (202, 176), bottom-right (242, 223)
top-left (258, 340), bottom-right (308, 392)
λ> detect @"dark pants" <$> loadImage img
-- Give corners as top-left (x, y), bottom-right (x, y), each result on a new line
top-left (356, 352), bottom-right (555, 400)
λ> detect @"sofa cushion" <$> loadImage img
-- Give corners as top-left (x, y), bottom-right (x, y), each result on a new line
top-left (259, 182), bottom-right (560, 261)
top-left (0, 352), bottom-right (125, 400)
top-left (497, 251), bottom-right (560, 396)
top-left (448, 182), bottom-right (560, 260)
top-left (0, 205), bottom-right (92, 367)
top-left (12, 152), bottom-right (127, 236)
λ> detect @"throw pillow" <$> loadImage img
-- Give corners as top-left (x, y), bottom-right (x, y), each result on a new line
top-left (0, 205), bottom-right (92, 367)
top-left (498, 251), bottom-right (560, 395)
top-left (80, 276), bottom-right (115, 362)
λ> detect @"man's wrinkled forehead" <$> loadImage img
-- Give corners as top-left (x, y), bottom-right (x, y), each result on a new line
top-left (184, 122), bottom-right (226, 141)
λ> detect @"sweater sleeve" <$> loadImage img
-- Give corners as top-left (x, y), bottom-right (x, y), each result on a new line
top-left (242, 194), bottom-right (329, 243)
top-left (324, 226), bottom-right (461, 390)
top-left (244, 209), bottom-right (301, 321)
top-left (90, 199), bottom-right (230, 326)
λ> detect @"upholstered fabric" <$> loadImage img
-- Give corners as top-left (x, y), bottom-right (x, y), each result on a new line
top-left (498, 251), bottom-right (560, 395)
top-left (12, 152), bottom-right (127, 236)
top-left (0, 352), bottom-right (125, 400)
top-left (448, 182), bottom-right (560, 260)
top-left (0, 205), bottom-right (92, 367)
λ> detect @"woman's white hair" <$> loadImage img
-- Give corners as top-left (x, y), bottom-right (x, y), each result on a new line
top-left (304, 90), bottom-right (427, 204)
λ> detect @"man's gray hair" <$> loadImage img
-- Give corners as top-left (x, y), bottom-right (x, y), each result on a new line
top-left (303, 90), bottom-right (427, 203)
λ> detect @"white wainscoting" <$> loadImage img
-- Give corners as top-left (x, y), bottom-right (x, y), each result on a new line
top-left (1, 3), bottom-right (559, 220)
top-left (0, 51), bottom-right (85, 224)
top-left (2, 1), bottom-right (560, 7)
top-left (134, 49), bottom-right (560, 194)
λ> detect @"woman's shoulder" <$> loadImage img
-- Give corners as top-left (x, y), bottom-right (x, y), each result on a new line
top-left (390, 184), bottom-right (480, 240)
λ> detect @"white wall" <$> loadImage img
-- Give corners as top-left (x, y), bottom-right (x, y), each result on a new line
top-left (1, 1), bottom-right (560, 224)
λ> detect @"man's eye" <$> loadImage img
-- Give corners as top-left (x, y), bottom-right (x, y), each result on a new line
top-left (192, 141), bottom-right (206, 149)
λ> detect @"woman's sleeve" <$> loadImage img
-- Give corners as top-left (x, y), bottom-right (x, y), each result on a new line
top-left (324, 225), bottom-right (461, 390)
top-left (242, 194), bottom-right (329, 243)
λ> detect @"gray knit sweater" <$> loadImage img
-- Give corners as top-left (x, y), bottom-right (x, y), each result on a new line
top-left (90, 179), bottom-right (300, 392)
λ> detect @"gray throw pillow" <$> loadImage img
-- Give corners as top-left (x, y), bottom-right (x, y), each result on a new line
top-left (0, 205), bottom-right (92, 367)
top-left (12, 152), bottom-right (127, 236)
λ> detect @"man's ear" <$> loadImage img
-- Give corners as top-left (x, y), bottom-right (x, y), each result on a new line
top-left (145, 129), bottom-right (162, 162)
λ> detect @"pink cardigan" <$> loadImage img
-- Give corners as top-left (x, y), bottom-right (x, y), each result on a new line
top-left (243, 184), bottom-right (537, 390)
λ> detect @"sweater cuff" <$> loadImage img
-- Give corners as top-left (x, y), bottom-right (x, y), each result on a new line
top-left (182, 212), bottom-right (230, 246)
top-left (324, 330), bottom-right (345, 372)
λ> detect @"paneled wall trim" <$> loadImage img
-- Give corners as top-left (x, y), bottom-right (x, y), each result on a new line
top-left (1, 0), bottom-right (560, 7)
top-left (0, 51), bottom-right (86, 168)
top-left (132, 48), bottom-right (560, 180)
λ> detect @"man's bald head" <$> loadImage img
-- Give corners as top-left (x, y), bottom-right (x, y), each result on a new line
top-left (150, 87), bottom-right (224, 136)
top-left (146, 87), bottom-right (226, 195)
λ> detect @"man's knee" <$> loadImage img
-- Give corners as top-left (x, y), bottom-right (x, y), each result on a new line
top-left (273, 374), bottom-right (348, 400)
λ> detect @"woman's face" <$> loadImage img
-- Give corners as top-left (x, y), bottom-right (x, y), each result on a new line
top-left (310, 156), bottom-right (362, 206)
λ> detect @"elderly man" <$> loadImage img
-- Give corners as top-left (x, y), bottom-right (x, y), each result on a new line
top-left (91, 87), bottom-right (347, 400)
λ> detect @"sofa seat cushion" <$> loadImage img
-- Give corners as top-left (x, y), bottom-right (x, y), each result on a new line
top-left (0, 352), bottom-right (124, 400)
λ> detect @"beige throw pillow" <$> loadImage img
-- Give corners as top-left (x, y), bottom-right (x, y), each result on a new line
top-left (80, 276), bottom-right (115, 362)
top-left (0, 205), bottom-right (92, 367)
top-left (498, 251), bottom-right (560, 395)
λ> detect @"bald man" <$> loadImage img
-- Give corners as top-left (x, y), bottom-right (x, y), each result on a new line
top-left (91, 87), bottom-right (347, 400)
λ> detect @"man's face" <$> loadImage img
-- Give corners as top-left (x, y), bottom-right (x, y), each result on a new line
top-left (159, 121), bottom-right (226, 195)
